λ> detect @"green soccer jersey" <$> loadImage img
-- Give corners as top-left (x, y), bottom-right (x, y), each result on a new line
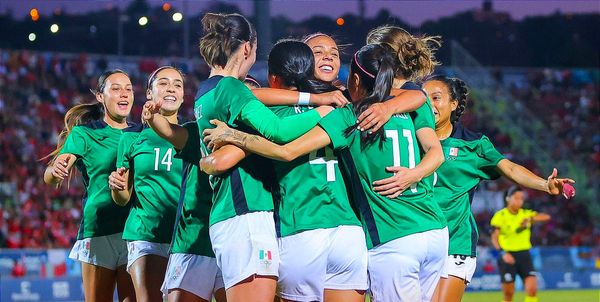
top-left (117, 124), bottom-right (182, 243)
top-left (319, 104), bottom-right (446, 249)
top-left (194, 76), bottom-right (322, 226)
top-left (170, 122), bottom-right (214, 257)
top-left (434, 123), bottom-right (505, 256)
top-left (58, 120), bottom-right (131, 240)
top-left (269, 105), bottom-right (361, 237)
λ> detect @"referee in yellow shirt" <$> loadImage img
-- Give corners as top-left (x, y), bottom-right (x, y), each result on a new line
top-left (491, 186), bottom-right (551, 302)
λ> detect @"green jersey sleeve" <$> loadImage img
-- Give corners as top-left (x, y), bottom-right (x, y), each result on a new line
top-left (476, 136), bottom-right (505, 180)
top-left (116, 132), bottom-right (138, 169)
top-left (220, 77), bottom-right (321, 144)
top-left (410, 100), bottom-right (436, 131)
top-left (318, 106), bottom-right (355, 150)
top-left (58, 127), bottom-right (88, 157)
top-left (176, 122), bottom-right (201, 165)
top-left (239, 99), bottom-right (321, 144)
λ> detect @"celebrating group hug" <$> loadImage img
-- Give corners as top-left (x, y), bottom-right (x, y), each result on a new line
top-left (44, 12), bottom-right (575, 302)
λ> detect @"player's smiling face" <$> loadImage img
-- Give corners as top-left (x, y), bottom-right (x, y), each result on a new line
top-left (424, 80), bottom-right (457, 126)
top-left (306, 35), bottom-right (340, 83)
top-left (99, 72), bottom-right (133, 122)
top-left (148, 68), bottom-right (184, 115)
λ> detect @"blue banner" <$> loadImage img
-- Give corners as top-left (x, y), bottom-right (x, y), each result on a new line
top-left (0, 277), bottom-right (84, 302)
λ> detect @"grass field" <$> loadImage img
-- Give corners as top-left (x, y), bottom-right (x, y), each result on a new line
top-left (461, 289), bottom-right (600, 302)
top-left (359, 290), bottom-right (600, 302)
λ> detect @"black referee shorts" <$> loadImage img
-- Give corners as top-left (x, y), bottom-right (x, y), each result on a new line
top-left (497, 250), bottom-right (537, 283)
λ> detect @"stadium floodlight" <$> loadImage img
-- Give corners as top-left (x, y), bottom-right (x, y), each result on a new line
top-left (172, 12), bottom-right (183, 22)
top-left (30, 8), bottom-right (39, 21)
top-left (50, 24), bottom-right (59, 33)
top-left (28, 33), bottom-right (36, 42)
top-left (138, 16), bottom-right (149, 26)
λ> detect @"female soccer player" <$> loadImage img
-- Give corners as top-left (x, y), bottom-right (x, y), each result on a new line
top-left (108, 66), bottom-right (185, 302)
top-left (195, 13), bottom-right (333, 302)
top-left (374, 75), bottom-right (575, 302)
top-left (140, 93), bottom-right (227, 302)
top-left (252, 32), bottom-right (425, 126)
top-left (43, 70), bottom-right (135, 302)
top-left (202, 43), bottom-right (447, 302)
top-left (491, 187), bottom-right (551, 302)
top-left (429, 76), bottom-right (573, 302)
top-left (203, 39), bottom-right (367, 302)
top-left (349, 26), bottom-right (439, 138)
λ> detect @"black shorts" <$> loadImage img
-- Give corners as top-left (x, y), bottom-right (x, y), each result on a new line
top-left (497, 250), bottom-right (536, 283)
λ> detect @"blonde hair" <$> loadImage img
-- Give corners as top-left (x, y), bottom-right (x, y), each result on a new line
top-left (366, 25), bottom-right (441, 82)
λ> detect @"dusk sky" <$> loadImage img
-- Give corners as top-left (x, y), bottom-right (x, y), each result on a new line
top-left (1, 0), bottom-right (598, 26)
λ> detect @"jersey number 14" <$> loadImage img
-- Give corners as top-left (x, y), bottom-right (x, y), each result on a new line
top-left (154, 148), bottom-right (173, 171)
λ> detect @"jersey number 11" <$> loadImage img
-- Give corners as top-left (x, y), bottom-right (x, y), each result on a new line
top-left (385, 129), bottom-right (418, 193)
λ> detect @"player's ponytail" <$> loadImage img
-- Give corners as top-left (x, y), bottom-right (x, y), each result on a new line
top-left (426, 75), bottom-right (469, 122)
top-left (344, 44), bottom-right (396, 145)
top-left (199, 13), bottom-right (257, 68)
top-left (268, 39), bottom-right (338, 94)
top-left (44, 69), bottom-right (127, 164)
top-left (366, 25), bottom-right (441, 82)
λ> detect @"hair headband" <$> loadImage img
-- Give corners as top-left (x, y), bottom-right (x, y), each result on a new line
top-left (354, 52), bottom-right (375, 79)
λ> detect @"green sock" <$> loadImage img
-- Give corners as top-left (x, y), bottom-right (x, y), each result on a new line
top-left (524, 296), bottom-right (539, 302)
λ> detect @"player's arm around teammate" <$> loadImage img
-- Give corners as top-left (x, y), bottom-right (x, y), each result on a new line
top-left (109, 66), bottom-right (186, 302)
top-left (204, 43), bottom-right (447, 302)
top-left (44, 70), bottom-right (135, 302)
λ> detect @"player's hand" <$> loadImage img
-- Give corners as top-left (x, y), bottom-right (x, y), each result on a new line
top-left (203, 119), bottom-right (236, 151)
top-left (357, 102), bottom-right (392, 134)
top-left (50, 155), bottom-right (71, 181)
top-left (545, 168), bottom-right (575, 197)
top-left (311, 91), bottom-right (349, 107)
top-left (502, 252), bottom-right (515, 265)
top-left (373, 166), bottom-right (419, 198)
top-left (142, 100), bottom-right (161, 123)
top-left (108, 167), bottom-right (128, 191)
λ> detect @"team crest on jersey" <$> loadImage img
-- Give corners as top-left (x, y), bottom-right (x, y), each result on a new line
top-left (194, 105), bottom-right (203, 119)
top-left (446, 147), bottom-right (459, 161)
top-left (82, 241), bottom-right (90, 257)
top-left (169, 265), bottom-right (183, 281)
top-left (259, 249), bottom-right (273, 267)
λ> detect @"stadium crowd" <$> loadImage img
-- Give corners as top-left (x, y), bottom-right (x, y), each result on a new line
top-left (0, 49), bottom-right (597, 249)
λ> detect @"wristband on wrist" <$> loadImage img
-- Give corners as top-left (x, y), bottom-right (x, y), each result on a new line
top-left (298, 92), bottom-right (310, 105)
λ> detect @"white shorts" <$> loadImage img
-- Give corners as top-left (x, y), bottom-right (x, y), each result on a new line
top-left (161, 253), bottom-right (225, 301)
top-left (368, 227), bottom-right (448, 302)
top-left (68, 232), bottom-right (128, 270)
top-left (441, 255), bottom-right (477, 283)
top-left (209, 211), bottom-right (279, 289)
top-left (127, 240), bottom-right (170, 271)
top-left (278, 225), bottom-right (368, 302)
